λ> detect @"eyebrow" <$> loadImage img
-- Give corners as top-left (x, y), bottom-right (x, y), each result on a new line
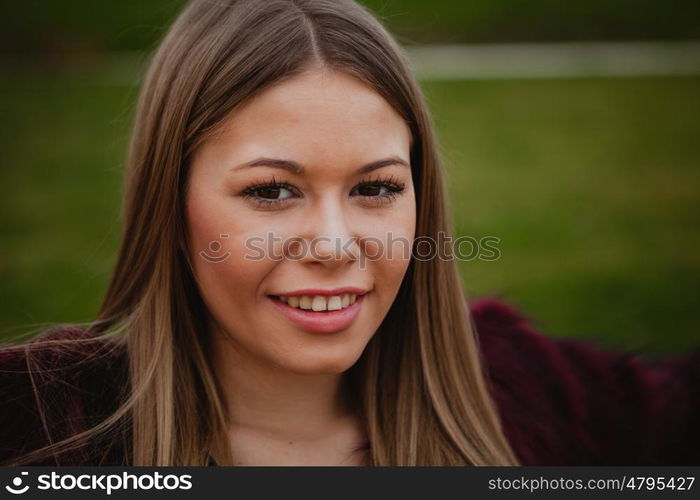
top-left (230, 155), bottom-right (410, 174)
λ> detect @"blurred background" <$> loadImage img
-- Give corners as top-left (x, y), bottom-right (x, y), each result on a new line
top-left (1, 0), bottom-right (698, 354)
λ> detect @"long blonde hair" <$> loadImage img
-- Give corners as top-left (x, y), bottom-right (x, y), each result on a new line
top-left (6, 0), bottom-right (518, 466)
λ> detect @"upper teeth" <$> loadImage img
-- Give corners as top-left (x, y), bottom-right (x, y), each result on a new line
top-left (279, 294), bottom-right (357, 311)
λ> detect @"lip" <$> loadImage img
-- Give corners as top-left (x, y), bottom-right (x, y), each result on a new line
top-left (268, 293), bottom-right (366, 334)
top-left (272, 286), bottom-right (369, 298)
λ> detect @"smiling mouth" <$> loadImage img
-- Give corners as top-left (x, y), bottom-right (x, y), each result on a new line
top-left (268, 293), bottom-right (358, 312)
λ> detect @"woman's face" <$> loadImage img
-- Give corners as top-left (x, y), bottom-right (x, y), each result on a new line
top-left (186, 68), bottom-right (415, 375)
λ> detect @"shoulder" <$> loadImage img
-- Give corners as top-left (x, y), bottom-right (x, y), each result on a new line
top-left (469, 296), bottom-right (581, 389)
top-left (468, 295), bottom-right (650, 399)
top-left (467, 295), bottom-right (700, 465)
top-left (0, 324), bottom-right (126, 388)
top-left (468, 296), bottom-right (592, 464)
top-left (0, 324), bottom-right (127, 465)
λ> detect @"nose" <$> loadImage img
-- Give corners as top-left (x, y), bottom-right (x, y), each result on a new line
top-left (291, 195), bottom-right (360, 269)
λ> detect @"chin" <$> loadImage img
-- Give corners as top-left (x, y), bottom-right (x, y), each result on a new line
top-left (279, 348), bottom-right (365, 375)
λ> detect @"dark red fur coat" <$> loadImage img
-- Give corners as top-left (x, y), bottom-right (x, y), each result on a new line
top-left (1, 297), bottom-right (698, 465)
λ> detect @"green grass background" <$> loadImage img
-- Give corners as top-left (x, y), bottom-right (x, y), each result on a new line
top-left (424, 78), bottom-right (700, 354)
top-left (2, 0), bottom-right (699, 54)
top-left (1, 72), bottom-right (698, 354)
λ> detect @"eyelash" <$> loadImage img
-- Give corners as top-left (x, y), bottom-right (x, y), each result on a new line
top-left (240, 174), bottom-right (406, 208)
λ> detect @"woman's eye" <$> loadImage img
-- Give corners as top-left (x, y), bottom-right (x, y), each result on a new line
top-left (351, 178), bottom-right (406, 205)
top-left (356, 184), bottom-right (384, 197)
top-left (254, 186), bottom-right (294, 201)
top-left (241, 179), bottom-right (299, 208)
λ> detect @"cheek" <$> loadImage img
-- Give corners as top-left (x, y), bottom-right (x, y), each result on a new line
top-left (359, 193), bottom-right (416, 264)
top-left (358, 197), bottom-right (416, 301)
top-left (185, 192), bottom-right (271, 315)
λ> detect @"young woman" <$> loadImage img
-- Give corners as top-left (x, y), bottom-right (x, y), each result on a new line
top-left (1, 0), bottom-right (697, 466)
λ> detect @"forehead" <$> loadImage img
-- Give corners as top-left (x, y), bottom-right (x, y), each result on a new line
top-left (208, 69), bottom-right (411, 164)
